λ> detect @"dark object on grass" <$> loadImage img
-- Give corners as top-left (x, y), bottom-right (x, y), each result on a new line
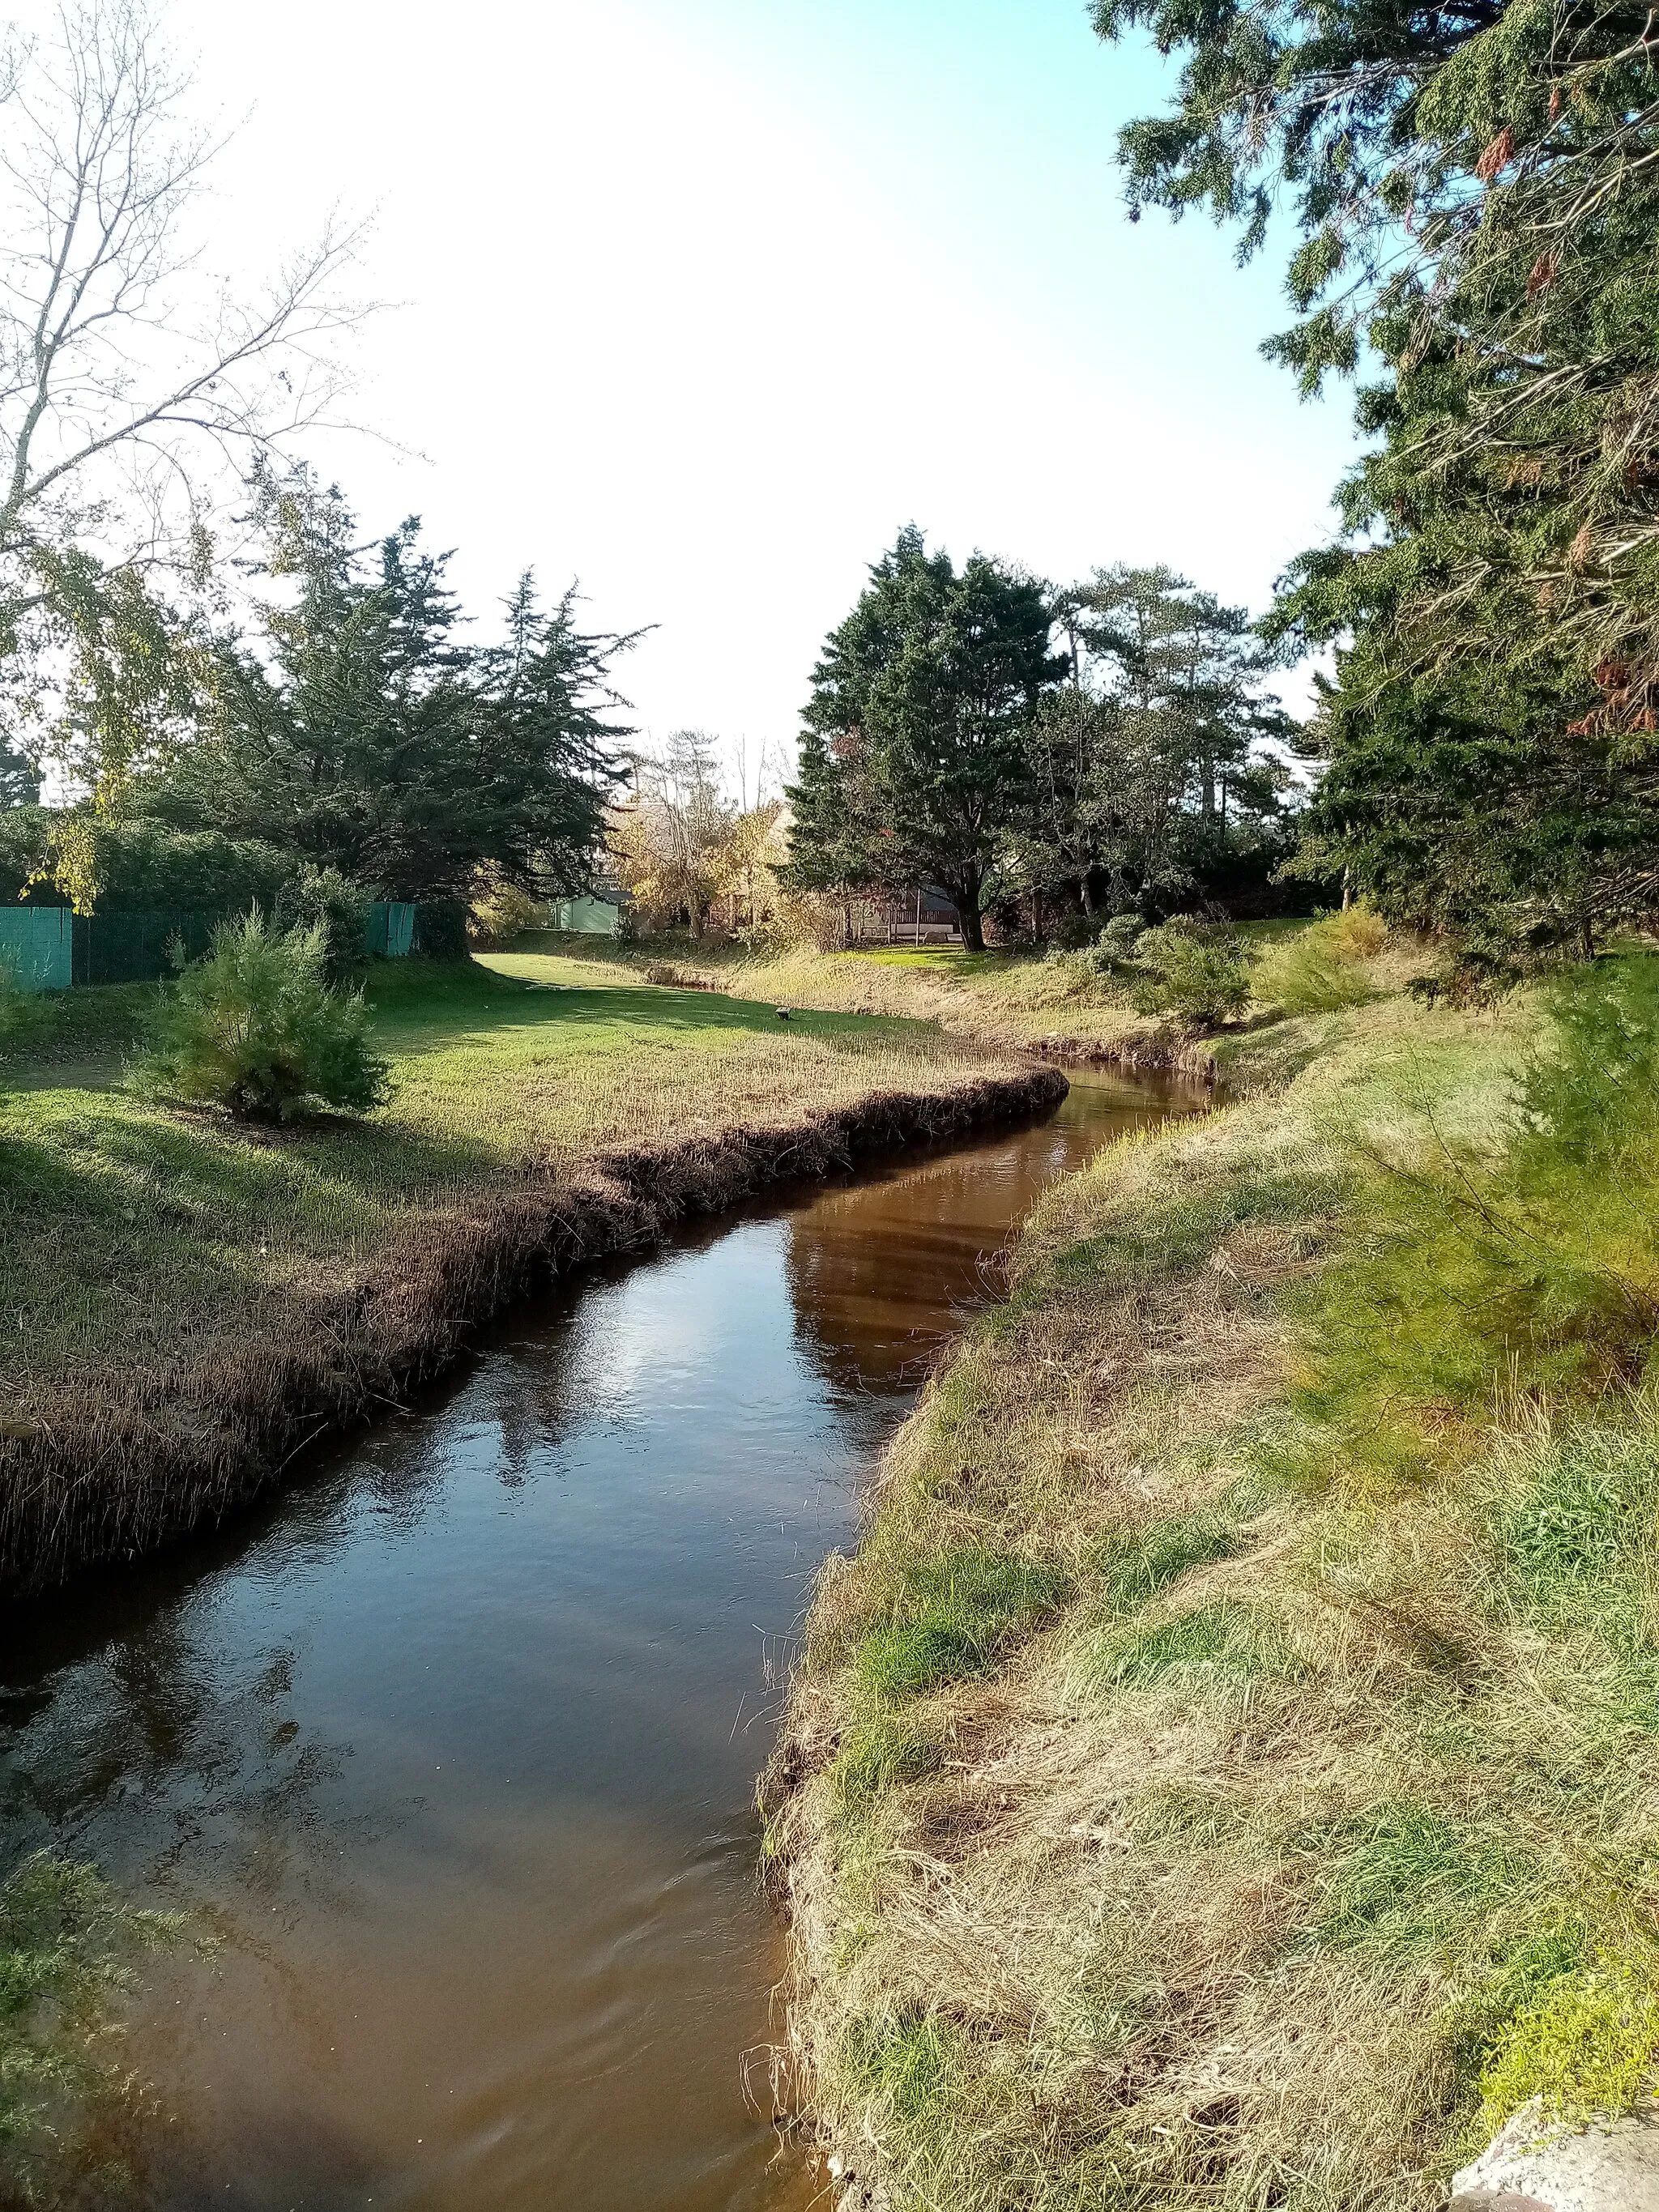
top-left (777, 1007), bottom-right (792, 1020)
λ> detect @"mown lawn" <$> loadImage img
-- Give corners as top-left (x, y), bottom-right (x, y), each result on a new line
top-left (0, 957), bottom-right (1007, 1525)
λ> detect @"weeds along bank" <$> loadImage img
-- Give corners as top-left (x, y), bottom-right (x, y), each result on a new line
top-left (494, 911), bottom-right (1418, 1075)
top-left (766, 965), bottom-right (1659, 2211)
top-left (0, 959), bottom-right (1059, 1592)
top-left (495, 939), bottom-right (1186, 1066)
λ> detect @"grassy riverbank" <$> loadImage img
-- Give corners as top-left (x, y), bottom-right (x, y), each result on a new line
top-left (766, 966), bottom-right (1659, 2210)
top-left (491, 937), bottom-right (1180, 1063)
top-left (0, 957), bottom-right (1056, 1591)
top-left (491, 920), bottom-right (1421, 1072)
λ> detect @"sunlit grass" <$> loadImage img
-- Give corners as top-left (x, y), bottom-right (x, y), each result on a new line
top-left (767, 970), bottom-right (1659, 2212)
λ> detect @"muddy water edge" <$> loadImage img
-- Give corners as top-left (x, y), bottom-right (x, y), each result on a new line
top-left (0, 1071), bottom-right (1188, 2212)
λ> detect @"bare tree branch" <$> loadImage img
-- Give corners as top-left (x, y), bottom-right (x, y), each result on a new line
top-left (0, 0), bottom-right (365, 594)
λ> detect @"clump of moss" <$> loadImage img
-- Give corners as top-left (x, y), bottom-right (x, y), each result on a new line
top-left (1478, 1959), bottom-right (1659, 2126)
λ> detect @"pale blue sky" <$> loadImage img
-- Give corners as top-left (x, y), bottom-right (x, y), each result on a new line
top-left (23, 0), bottom-right (1359, 768)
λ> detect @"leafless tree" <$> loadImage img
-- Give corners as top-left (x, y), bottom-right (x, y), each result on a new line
top-left (0, 0), bottom-right (360, 614)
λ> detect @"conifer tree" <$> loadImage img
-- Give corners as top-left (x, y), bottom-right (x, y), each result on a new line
top-left (784, 528), bottom-right (1063, 948)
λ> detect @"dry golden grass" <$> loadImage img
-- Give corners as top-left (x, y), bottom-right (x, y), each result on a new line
top-left (765, 990), bottom-right (1659, 2211)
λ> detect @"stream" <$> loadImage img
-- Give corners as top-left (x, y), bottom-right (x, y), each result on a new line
top-left (0, 1071), bottom-right (1183, 2211)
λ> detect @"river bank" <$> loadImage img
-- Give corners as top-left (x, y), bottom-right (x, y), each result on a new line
top-left (0, 957), bottom-right (1059, 1593)
top-left (488, 938), bottom-right (1215, 1072)
top-left (765, 974), bottom-right (1659, 2210)
top-left (0, 1068), bottom-right (1175, 2212)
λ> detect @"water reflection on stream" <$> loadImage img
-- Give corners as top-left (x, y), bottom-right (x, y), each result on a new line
top-left (0, 1072), bottom-right (1183, 2212)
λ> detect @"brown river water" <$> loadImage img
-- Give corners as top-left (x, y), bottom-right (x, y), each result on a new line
top-left (0, 1071), bottom-right (1183, 2212)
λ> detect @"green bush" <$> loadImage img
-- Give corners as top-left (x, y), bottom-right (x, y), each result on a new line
top-left (133, 910), bottom-right (392, 1124)
top-left (1290, 957), bottom-right (1659, 1485)
top-left (468, 865), bottom-right (546, 949)
top-left (272, 864), bottom-right (370, 982)
top-left (0, 961), bottom-right (49, 1070)
top-left (1081, 913), bottom-right (1147, 977)
top-left (1130, 918), bottom-right (1253, 1026)
top-left (1260, 909), bottom-right (1385, 1014)
top-left (412, 899), bottom-right (470, 961)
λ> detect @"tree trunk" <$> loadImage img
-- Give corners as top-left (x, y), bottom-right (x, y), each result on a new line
top-left (957, 899), bottom-right (985, 952)
top-left (1080, 871), bottom-right (1095, 918)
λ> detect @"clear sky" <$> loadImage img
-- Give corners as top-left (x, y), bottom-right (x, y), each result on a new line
top-left (18, 0), bottom-right (1360, 774)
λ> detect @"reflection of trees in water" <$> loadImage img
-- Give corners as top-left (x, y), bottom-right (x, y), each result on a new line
top-left (783, 1141), bottom-right (1047, 1398)
top-left (781, 1100), bottom-right (1164, 1400)
top-left (0, 1596), bottom-right (369, 1924)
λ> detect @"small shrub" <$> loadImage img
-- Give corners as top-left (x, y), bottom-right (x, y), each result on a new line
top-left (855, 1548), bottom-right (1069, 1703)
top-left (412, 899), bottom-right (470, 961)
top-left (1292, 957), bottom-right (1659, 1486)
top-left (1130, 918), bottom-right (1253, 1027)
top-left (133, 910), bottom-right (393, 1125)
top-left (1327, 903), bottom-right (1389, 961)
top-left (0, 961), bottom-right (49, 1067)
top-left (272, 864), bottom-right (370, 983)
top-left (1260, 909), bottom-right (1384, 1015)
top-left (1082, 913), bottom-right (1146, 977)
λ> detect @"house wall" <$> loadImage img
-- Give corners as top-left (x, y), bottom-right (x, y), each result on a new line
top-left (553, 897), bottom-right (622, 936)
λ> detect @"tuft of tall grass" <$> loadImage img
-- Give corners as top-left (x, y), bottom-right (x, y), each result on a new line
top-left (1080, 1597), bottom-right (1299, 1696)
top-left (1256, 908), bottom-right (1387, 1016)
top-left (1089, 1502), bottom-right (1242, 1611)
top-left (830, 1715), bottom-right (944, 1818)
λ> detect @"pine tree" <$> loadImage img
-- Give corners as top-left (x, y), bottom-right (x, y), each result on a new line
top-left (784, 528), bottom-right (1064, 948)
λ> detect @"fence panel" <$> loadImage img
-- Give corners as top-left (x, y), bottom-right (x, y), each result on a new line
top-left (0, 907), bottom-right (72, 991)
top-left (365, 901), bottom-right (416, 959)
top-left (74, 910), bottom-right (219, 987)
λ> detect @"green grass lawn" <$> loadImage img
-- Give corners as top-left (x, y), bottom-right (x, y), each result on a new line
top-left (497, 922), bottom-right (1428, 1067)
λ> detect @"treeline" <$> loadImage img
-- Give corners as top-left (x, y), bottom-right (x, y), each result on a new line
top-left (783, 530), bottom-right (1299, 950)
top-left (1, 462), bottom-right (638, 928)
top-left (1091, 0), bottom-right (1659, 974)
